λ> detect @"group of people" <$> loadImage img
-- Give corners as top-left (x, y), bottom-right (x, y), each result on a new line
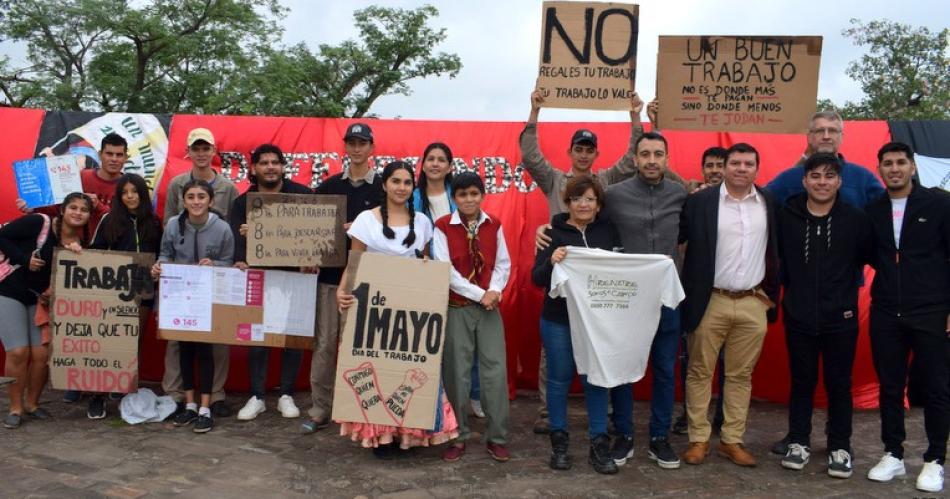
top-left (0, 92), bottom-right (947, 493)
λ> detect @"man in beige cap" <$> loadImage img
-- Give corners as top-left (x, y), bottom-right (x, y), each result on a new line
top-left (162, 127), bottom-right (239, 417)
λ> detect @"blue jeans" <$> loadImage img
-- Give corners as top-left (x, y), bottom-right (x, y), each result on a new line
top-left (540, 317), bottom-right (633, 438)
top-left (648, 307), bottom-right (681, 438)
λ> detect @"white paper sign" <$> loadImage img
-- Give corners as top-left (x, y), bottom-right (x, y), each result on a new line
top-left (158, 264), bottom-right (214, 332)
top-left (262, 270), bottom-right (317, 337)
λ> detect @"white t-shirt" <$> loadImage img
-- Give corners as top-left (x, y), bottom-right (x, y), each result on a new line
top-left (550, 247), bottom-right (685, 388)
top-left (347, 209), bottom-right (433, 258)
top-left (427, 194), bottom-right (451, 220)
top-left (891, 197), bottom-right (907, 248)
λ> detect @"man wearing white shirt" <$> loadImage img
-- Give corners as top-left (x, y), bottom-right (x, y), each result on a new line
top-left (432, 172), bottom-right (512, 462)
top-left (678, 143), bottom-right (780, 467)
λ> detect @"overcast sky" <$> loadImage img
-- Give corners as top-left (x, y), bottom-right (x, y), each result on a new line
top-left (3, 0), bottom-right (947, 122)
top-left (283, 0), bottom-right (947, 121)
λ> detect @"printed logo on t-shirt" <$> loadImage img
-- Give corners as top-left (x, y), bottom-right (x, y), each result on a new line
top-left (586, 274), bottom-right (638, 310)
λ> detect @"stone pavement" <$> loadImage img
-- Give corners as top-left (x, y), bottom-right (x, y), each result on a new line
top-left (0, 386), bottom-right (944, 498)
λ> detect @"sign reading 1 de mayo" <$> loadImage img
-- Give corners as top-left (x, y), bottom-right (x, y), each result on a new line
top-left (246, 193), bottom-right (347, 268)
top-left (537, 1), bottom-right (639, 111)
top-left (656, 36), bottom-right (823, 133)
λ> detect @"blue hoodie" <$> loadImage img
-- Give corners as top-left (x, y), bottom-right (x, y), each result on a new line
top-left (766, 155), bottom-right (884, 208)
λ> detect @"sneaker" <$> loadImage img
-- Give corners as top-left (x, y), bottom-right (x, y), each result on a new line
top-left (193, 414), bottom-right (213, 433)
top-left (470, 399), bottom-right (486, 419)
top-left (25, 407), bottom-right (52, 421)
top-left (87, 396), bottom-right (106, 420)
top-left (589, 434), bottom-right (619, 474)
top-left (108, 392), bottom-right (123, 401)
top-left (672, 414), bottom-right (688, 435)
top-left (210, 401), bottom-right (232, 418)
top-left (3, 413), bottom-right (22, 429)
top-left (827, 449), bottom-right (853, 479)
top-left (237, 396), bottom-right (266, 421)
top-left (648, 436), bottom-right (681, 469)
top-left (867, 452), bottom-right (906, 482)
top-left (781, 443), bottom-right (810, 470)
top-left (62, 390), bottom-right (81, 403)
top-left (277, 395), bottom-right (300, 418)
top-left (610, 435), bottom-right (635, 466)
top-left (771, 434), bottom-right (791, 455)
top-left (301, 417), bottom-right (330, 434)
top-left (173, 409), bottom-right (199, 427)
top-left (916, 460), bottom-right (944, 493)
top-left (442, 443), bottom-right (465, 462)
top-left (487, 442), bottom-right (510, 462)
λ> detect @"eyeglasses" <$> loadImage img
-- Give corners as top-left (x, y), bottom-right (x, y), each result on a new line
top-left (808, 127), bottom-right (842, 136)
top-left (569, 196), bottom-right (597, 204)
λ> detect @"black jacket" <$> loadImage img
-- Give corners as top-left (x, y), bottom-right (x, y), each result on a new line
top-left (229, 179), bottom-right (313, 269)
top-left (532, 212), bottom-right (621, 324)
top-left (314, 173), bottom-right (384, 285)
top-left (866, 183), bottom-right (950, 317)
top-left (0, 214), bottom-right (60, 305)
top-left (678, 184), bottom-right (780, 333)
top-left (778, 193), bottom-right (870, 334)
top-left (90, 212), bottom-right (162, 255)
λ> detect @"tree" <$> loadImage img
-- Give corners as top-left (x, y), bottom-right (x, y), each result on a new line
top-left (825, 19), bottom-right (950, 120)
top-left (0, 2), bottom-right (462, 118)
top-left (229, 5), bottom-right (462, 118)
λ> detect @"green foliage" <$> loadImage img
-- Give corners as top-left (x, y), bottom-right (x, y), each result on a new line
top-left (823, 19), bottom-right (950, 120)
top-left (0, 2), bottom-right (461, 117)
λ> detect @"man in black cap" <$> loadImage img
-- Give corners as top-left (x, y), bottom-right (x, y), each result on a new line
top-left (301, 122), bottom-right (384, 433)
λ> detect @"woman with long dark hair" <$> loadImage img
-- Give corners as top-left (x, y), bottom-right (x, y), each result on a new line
top-left (0, 192), bottom-right (92, 428)
top-left (81, 174), bottom-right (163, 419)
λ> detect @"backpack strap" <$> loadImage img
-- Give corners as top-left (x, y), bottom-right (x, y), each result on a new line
top-left (35, 213), bottom-right (51, 251)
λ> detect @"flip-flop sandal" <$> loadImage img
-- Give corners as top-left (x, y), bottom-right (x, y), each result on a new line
top-left (3, 413), bottom-right (22, 429)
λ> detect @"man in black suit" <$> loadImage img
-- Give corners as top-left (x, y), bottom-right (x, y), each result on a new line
top-left (678, 143), bottom-right (779, 468)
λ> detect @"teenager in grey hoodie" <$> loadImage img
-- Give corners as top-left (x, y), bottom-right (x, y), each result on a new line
top-left (151, 179), bottom-right (234, 433)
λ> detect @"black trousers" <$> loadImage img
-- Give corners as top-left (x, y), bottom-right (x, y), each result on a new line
top-left (785, 327), bottom-right (857, 451)
top-left (870, 309), bottom-right (950, 463)
top-left (179, 341), bottom-right (215, 395)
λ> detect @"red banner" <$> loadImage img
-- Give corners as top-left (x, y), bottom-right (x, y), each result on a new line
top-left (0, 109), bottom-right (892, 408)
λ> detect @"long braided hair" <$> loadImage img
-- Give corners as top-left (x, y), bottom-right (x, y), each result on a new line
top-left (417, 142), bottom-right (454, 217)
top-left (380, 161), bottom-right (417, 248)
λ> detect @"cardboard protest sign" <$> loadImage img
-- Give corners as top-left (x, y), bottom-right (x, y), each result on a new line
top-left (332, 252), bottom-right (451, 430)
top-left (158, 264), bottom-right (317, 349)
top-left (13, 155), bottom-right (85, 209)
top-left (656, 36), bottom-right (822, 133)
top-left (537, 1), bottom-right (639, 110)
top-left (49, 249), bottom-right (155, 393)
top-left (246, 193), bottom-right (347, 267)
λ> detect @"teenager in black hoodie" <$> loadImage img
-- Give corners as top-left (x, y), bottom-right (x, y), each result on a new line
top-left (776, 153), bottom-right (871, 478)
top-left (531, 176), bottom-right (628, 475)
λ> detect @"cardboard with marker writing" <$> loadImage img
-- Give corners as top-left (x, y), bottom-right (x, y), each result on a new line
top-left (656, 35), bottom-right (822, 133)
top-left (246, 193), bottom-right (347, 267)
top-left (48, 249), bottom-right (155, 393)
top-left (332, 251), bottom-right (451, 430)
top-left (157, 264), bottom-right (316, 349)
top-left (537, 1), bottom-right (639, 110)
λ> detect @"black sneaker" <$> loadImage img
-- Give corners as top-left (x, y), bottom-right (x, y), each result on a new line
top-left (672, 414), bottom-right (688, 435)
top-left (771, 434), bottom-right (791, 455)
top-left (173, 409), bottom-right (198, 427)
top-left (549, 430), bottom-right (572, 470)
top-left (610, 435), bottom-right (635, 465)
top-left (782, 443), bottom-right (810, 470)
top-left (827, 449), bottom-right (853, 479)
top-left (108, 392), bottom-right (123, 401)
top-left (87, 396), bottom-right (106, 420)
top-left (588, 434), bottom-right (618, 474)
top-left (210, 401), bottom-right (232, 418)
top-left (193, 414), bottom-right (213, 433)
top-left (62, 390), bottom-right (81, 403)
top-left (648, 436), bottom-right (681, 469)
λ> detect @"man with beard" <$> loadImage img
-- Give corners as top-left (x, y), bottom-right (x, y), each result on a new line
top-left (230, 144), bottom-right (313, 422)
top-left (864, 142), bottom-right (950, 493)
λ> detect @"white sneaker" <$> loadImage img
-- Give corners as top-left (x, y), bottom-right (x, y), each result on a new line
top-left (867, 452), bottom-right (906, 482)
top-left (278, 395), bottom-right (300, 418)
top-left (916, 460), bottom-right (944, 493)
top-left (470, 399), bottom-right (485, 419)
top-left (781, 443), bottom-right (810, 470)
top-left (237, 396), bottom-right (266, 421)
